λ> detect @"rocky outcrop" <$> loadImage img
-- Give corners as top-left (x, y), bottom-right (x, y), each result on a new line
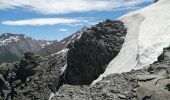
top-left (65, 19), bottom-right (127, 85)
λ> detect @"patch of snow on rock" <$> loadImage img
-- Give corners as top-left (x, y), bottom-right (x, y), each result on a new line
top-left (51, 48), bottom-right (68, 56)
top-left (92, 0), bottom-right (170, 84)
top-left (0, 36), bottom-right (20, 46)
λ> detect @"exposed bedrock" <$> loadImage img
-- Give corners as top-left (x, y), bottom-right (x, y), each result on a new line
top-left (65, 19), bottom-right (127, 85)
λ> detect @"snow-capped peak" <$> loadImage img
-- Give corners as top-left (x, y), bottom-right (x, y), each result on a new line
top-left (0, 33), bottom-right (21, 46)
top-left (0, 33), bottom-right (35, 46)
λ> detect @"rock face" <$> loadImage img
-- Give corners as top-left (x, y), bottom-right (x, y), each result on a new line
top-left (65, 20), bottom-right (127, 85)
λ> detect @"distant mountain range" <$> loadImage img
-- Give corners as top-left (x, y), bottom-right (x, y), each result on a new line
top-left (0, 33), bottom-right (42, 63)
top-left (0, 28), bottom-right (86, 64)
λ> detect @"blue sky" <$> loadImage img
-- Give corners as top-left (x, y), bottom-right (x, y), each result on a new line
top-left (0, 0), bottom-right (154, 40)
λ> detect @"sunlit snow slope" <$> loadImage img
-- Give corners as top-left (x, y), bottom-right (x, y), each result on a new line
top-left (92, 0), bottom-right (170, 84)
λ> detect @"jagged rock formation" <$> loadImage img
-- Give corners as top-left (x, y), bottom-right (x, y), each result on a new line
top-left (65, 20), bottom-right (127, 85)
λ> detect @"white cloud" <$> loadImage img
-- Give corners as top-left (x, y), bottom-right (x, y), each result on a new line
top-left (58, 29), bottom-right (68, 32)
top-left (1, 18), bottom-right (88, 26)
top-left (0, 0), bottom-right (154, 14)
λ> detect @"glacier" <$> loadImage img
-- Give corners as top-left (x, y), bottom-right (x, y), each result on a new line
top-left (92, 0), bottom-right (170, 85)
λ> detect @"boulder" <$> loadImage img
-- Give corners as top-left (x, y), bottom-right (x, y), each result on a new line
top-left (65, 20), bottom-right (127, 85)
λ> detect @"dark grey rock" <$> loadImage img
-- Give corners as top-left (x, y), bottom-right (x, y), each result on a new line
top-left (154, 0), bottom-right (159, 3)
top-left (65, 19), bottom-right (127, 85)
